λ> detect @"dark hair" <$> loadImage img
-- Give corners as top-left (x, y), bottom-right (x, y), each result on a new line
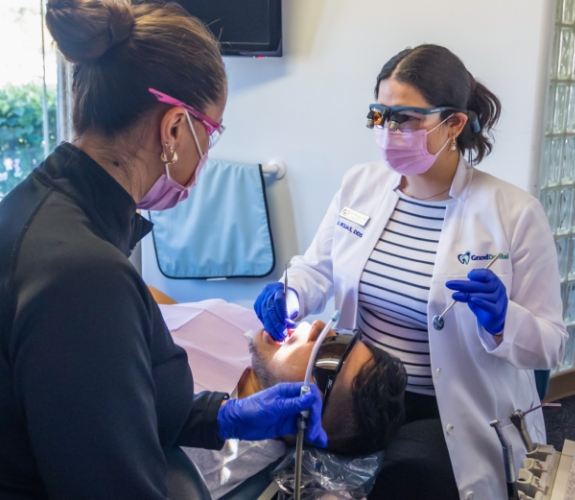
top-left (323, 343), bottom-right (407, 456)
top-left (374, 44), bottom-right (501, 165)
top-left (46, 0), bottom-right (226, 136)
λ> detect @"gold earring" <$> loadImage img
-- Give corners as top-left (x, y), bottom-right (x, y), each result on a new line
top-left (450, 138), bottom-right (457, 151)
top-left (160, 142), bottom-right (178, 164)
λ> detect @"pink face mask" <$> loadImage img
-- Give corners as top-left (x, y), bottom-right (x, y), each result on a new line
top-left (137, 110), bottom-right (207, 211)
top-left (374, 117), bottom-right (451, 176)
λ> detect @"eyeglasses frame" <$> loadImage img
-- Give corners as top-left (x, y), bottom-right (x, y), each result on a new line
top-left (366, 104), bottom-right (467, 129)
top-left (313, 329), bottom-right (363, 415)
top-left (148, 88), bottom-right (225, 148)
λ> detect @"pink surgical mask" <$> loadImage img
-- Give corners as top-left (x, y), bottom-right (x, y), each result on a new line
top-left (374, 116), bottom-right (452, 176)
top-left (137, 110), bottom-right (207, 210)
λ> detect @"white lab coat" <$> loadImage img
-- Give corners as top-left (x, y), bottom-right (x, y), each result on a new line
top-left (287, 156), bottom-right (567, 499)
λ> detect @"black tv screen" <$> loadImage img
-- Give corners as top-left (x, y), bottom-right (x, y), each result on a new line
top-left (175, 0), bottom-right (282, 57)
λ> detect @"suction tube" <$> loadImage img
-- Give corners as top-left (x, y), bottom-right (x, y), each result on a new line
top-left (303, 311), bottom-right (341, 386)
top-left (294, 311), bottom-right (340, 500)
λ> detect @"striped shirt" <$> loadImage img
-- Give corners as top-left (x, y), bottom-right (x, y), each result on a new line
top-left (357, 191), bottom-right (453, 396)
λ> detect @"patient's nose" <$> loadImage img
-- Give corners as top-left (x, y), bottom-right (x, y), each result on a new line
top-left (307, 320), bottom-right (336, 342)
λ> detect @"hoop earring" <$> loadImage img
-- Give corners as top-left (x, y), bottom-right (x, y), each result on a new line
top-left (450, 138), bottom-right (458, 151)
top-left (160, 142), bottom-right (178, 164)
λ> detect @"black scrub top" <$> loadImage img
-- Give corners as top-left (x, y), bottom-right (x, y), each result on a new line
top-left (0, 143), bottom-right (227, 499)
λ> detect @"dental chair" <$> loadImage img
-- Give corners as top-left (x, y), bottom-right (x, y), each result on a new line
top-left (164, 447), bottom-right (212, 500)
top-left (165, 445), bottom-right (281, 500)
top-left (219, 457), bottom-right (283, 500)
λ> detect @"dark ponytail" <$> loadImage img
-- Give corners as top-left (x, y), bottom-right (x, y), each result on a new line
top-left (374, 44), bottom-right (501, 166)
top-left (460, 77), bottom-right (502, 164)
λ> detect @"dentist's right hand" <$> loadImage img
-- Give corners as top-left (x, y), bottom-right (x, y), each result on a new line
top-left (254, 283), bottom-right (299, 342)
top-left (217, 382), bottom-right (327, 447)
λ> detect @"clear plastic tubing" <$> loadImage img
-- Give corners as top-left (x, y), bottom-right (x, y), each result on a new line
top-left (303, 310), bottom-right (341, 387)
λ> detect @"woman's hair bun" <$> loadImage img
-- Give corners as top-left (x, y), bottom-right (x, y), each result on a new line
top-left (46, 0), bottom-right (135, 63)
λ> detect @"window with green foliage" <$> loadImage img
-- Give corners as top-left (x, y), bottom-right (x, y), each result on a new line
top-left (0, 2), bottom-right (59, 202)
top-left (0, 84), bottom-right (57, 199)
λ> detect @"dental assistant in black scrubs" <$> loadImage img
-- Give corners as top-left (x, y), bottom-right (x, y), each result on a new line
top-left (0, 1), bottom-right (326, 498)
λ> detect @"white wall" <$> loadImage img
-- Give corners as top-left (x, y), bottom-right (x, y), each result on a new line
top-left (143, 0), bottom-right (556, 315)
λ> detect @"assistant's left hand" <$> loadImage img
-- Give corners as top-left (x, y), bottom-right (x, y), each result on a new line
top-left (445, 269), bottom-right (508, 335)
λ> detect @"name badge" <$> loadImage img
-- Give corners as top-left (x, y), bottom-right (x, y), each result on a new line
top-left (339, 207), bottom-right (370, 227)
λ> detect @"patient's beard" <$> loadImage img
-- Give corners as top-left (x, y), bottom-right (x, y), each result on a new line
top-left (248, 338), bottom-right (281, 389)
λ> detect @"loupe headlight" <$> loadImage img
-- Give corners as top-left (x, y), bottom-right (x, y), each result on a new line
top-left (366, 104), bottom-right (421, 131)
top-left (366, 106), bottom-right (386, 129)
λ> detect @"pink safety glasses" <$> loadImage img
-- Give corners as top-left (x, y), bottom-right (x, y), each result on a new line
top-left (148, 88), bottom-right (225, 149)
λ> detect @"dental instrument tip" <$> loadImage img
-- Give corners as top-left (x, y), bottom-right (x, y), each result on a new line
top-left (331, 311), bottom-right (341, 322)
top-left (433, 253), bottom-right (502, 332)
top-left (432, 315), bottom-right (444, 330)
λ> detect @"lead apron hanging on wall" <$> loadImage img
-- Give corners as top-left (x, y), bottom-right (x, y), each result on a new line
top-left (148, 159), bottom-right (275, 279)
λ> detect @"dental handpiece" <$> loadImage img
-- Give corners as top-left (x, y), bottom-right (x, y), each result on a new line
top-left (294, 310), bottom-right (341, 500)
top-left (510, 410), bottom-right (536, 453)
top-left (490, 419), bottom-right (519, 500)
top-left (432, 252), bottom-right (502, 331)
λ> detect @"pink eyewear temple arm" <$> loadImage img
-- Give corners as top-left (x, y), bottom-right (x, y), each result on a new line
top-left (148, 88), bottom-right (224, 137)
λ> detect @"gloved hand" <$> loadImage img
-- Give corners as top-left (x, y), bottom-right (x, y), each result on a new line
top-left (217, 382), bottom-right (327, 447)
top-left (254, 283), bottom-right (300, 342)
top-left (445, 269), bottom-right (508, 335)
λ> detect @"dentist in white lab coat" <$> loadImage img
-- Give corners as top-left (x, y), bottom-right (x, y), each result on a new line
top-left (255, 45), bottom-right (567, 500)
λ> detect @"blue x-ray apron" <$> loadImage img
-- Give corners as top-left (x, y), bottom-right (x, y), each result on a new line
top-left (148, 159), bottom-right (275, 279)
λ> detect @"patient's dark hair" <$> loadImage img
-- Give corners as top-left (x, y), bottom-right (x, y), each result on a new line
top-left (322, 343), bottom-right (407, 456)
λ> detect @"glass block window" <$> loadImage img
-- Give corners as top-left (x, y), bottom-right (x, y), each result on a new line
top-left (541, 0), bottom-right (575, 373)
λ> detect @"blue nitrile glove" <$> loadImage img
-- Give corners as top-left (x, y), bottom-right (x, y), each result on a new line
top-left (445, 268), bottom-right (508, 335)
top-left (217, 382), bottom-right (327, 447)
top-left (254, 283), bottom-right (300, 342)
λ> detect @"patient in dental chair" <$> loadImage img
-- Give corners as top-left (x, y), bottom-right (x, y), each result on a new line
top-left (158, 299), bottom-right (406, 499)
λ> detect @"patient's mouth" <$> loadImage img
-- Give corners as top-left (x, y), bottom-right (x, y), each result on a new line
top-left (263, 331), bottom-right (277, 345)
top-left (264, 329), bottom-right (295, 346)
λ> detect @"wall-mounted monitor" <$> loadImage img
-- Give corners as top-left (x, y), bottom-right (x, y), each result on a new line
top-left (175, 0), bottom-right (282, 57)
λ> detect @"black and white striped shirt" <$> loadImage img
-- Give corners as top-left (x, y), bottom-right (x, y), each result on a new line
top-left (357, 191), bottom-right (453, 396)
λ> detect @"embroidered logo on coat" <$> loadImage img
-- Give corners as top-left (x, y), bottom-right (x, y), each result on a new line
top-left (458, 252), bottom-right (510, 264)
top-left (458, 252), bottom-right (471, 265)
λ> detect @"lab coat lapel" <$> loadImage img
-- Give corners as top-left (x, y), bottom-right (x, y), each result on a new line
top-left (433, 156), bottom-right (474, 276)
top-left (427, 157), bottom-right (474, 346)
top-left (337, 168), bottom-right (401, 329)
